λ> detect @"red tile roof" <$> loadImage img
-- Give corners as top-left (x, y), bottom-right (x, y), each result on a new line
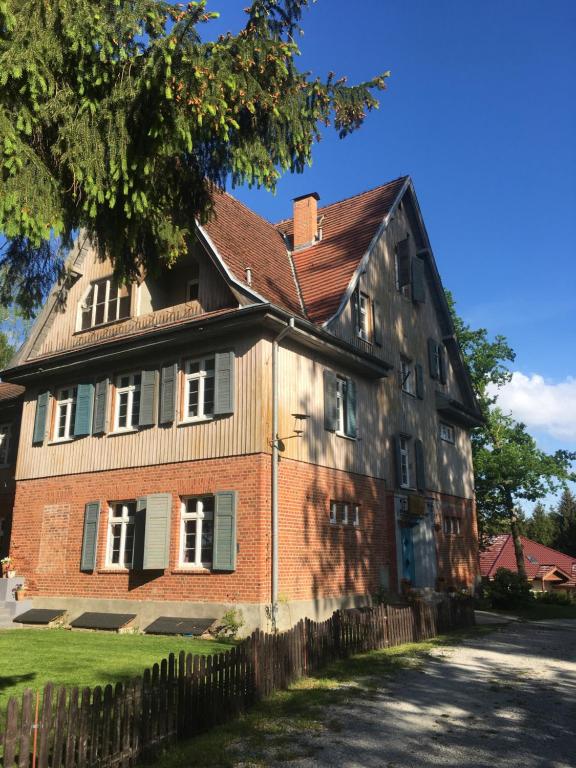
top-left (0, 382), bottom-right (24, 402)
top-left (480, 534), bottom-right (576, 586)
top-left (203, 189), bottom-right (304, 316)
top-left (275, 177), bottom-right (408, 324)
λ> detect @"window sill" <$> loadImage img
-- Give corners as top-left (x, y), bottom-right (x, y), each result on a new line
top-left (74, 317), bottom-right (131, 336)
top-left (178, 417), bottom-right (214, 427)
top-left (48, 437), bottom-right (75, 445)
top-left (171, 567), bottom-right (212, 574)
top-left (108, 428), bottom-right (139, 437)
top-left (97, 568), bottom-right (131, 574)
top-left (335, 431), bottom-right (357, 442)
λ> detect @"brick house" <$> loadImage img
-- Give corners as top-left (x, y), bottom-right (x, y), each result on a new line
top-left (2, 176), bottom-right (482, 631)
top-left (0, 383), bottom-right (24, 561)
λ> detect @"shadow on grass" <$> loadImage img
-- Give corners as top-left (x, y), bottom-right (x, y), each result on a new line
top-left (151, 627), bottom-right (493, 768)
top-left (0, 673), bottom-right (36, 693)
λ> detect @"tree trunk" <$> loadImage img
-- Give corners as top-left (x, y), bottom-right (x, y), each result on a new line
top-left (506, 491), bottom-right (527, 580)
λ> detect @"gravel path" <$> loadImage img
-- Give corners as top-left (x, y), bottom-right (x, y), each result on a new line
top-left (272, 620), bottom-right (576, 768)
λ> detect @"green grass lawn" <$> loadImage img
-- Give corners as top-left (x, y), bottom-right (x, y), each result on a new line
top-left (154, 627), bottom-right (491, 768)
top-left (0, 629), bottom-right (233, 711)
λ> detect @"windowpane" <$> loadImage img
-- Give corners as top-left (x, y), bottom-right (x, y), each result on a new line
top-left (183, 520), bottom-right (197, 563)
top-left (110, 523), bottom-right (122, 564)
top-left (123, 523), bottom-right (135, 567)
top-left (187, 379), bottom-right (199, 418)
top-left (117, 392), bottom-right (129, 428)
top-left (204, 377), bottom-right (215, 416)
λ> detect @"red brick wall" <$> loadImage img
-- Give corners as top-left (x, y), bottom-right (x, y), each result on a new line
top-left (433, 493), bottom-right (479, 590)
top-left (9, 453), bottom-right (478, 604)
top-left (10, 455), bottom-right (271, 604)
top-left (277, 458), bottom-right (396, 600)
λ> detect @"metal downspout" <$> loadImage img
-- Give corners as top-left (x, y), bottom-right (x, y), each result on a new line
top-left (271, 317), bottom-right (295, 631)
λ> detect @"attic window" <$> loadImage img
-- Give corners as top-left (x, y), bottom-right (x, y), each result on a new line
top-left (527, 555), bottom-right (538, 565)
top-left (187, 261), bottom-right (200, 302)
top-left (79, 278), bottom-right (131, 331)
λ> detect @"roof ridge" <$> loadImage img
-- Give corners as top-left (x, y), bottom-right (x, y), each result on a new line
top-left (273, 175), bottom-right (410, 227)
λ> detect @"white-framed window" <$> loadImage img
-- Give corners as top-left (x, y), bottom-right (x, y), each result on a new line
top-left (107, 501), bottom-right (136, 568)
top-left (353, 504), bottom-right (360, 527)
top-left (329, 501), bottom-right (338, 524)
top-left (400, 358), bottom-right (415, 396)
top-left (184, 357), bottom-right (215, 421)
top-left (186, 261), bottom-right (200, 302)
top-left (180, 496), bottom-right (214, 567)
top-left (114, 373), bottom-right (141, 431)
top-left (356, 291), bottom-right (370, 341)
top-left (330, 501), bottom-right (353, 525)
top-left (336, 376), bottom-right (348, 435)
top-left (399, 436), bottom-right (411, 488)
top-left (0, 423), bottom-right (12, 465)
top-left (54, 387), bottom-right (77, 441)
top-left (79, 278), bottom-right (131, 331)
top-left (443, 516), bottom-right (461, 535)
top-left (440, 422), bottom-right (455, 443)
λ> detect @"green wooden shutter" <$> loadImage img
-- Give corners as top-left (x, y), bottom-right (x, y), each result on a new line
top-left (372, 300), bottom-right (382, 346)
top-left (394, 435), bottom-right (403, 488)
top-left (428, 338), bottom-right (439, 380)
top-left (92, 379), bottom-right (109, 435)
top-left (132, 497), bottom-right (147, 570)
top-left (160, 363), bottom-right (178, 423)
top-left (438, 344), bottom-right (447, 385)
top-left (33, 391), bottom-right (50, 445)
top-left (345, 378), bottom-right (357, 438)
top-left (415, 439), bottom-right (426, 491)
top-left (213, 491), bottom-right (237, 571)
top-left (415, 364), bottom-right (424, 399)
top-left (214, 351), bottom-right (235, 415)
top-left (411, 257), bottom-right (426, 303)
top-left (80, 501), bottom-right (100, 572)
top-left (74, 383), bottom-right (95, 436)
top-left (396, 238), bottom-right (411, 289)
top-left (138, 370), bottom-right (158, 426)
top-left (323, 370), bottom-right (338, 431)
top-left (142, 493), bottom-right (172, 570)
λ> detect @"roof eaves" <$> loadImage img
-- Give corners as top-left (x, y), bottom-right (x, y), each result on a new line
top-left (320, 176), bottom-right (411, 329)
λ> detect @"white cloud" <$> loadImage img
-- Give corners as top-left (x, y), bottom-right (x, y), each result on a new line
top-left (488, 372), bottom-right (576, 442)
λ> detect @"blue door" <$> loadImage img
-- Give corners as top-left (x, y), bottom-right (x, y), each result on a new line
top-left (400, 526), bottom-right (416, 583)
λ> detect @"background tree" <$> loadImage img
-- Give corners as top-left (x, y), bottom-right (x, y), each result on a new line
top-left (551, 488), bottom-right (576, 557)
top-left (448, 294), bottom-right (575, 577)
top-left (525, 501), bottom-right (557, 548)
top-left (0, 0), bottom-right (389, 315)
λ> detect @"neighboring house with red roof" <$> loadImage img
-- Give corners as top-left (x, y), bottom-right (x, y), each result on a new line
top-left (1, 176), bottom-right (482, 632)
top-left (479, 534), bottom-right (576, 593)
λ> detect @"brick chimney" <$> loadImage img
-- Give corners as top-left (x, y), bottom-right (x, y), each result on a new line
top-left (292, 192), bottom-right (320, 250)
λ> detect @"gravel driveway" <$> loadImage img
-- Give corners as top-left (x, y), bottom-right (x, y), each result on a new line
top-left (272, 619), bottom-right (576, 768)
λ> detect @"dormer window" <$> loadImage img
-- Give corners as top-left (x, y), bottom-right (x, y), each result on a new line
top-left (79, 278), bottom-right (131, 331)
top-left (186, 261), bottom-right (200, 302)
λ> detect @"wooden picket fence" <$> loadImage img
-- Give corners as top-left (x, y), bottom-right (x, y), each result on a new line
top-left (1, 598), bottom-right (474, 767)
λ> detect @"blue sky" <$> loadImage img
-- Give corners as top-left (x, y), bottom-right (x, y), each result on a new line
top-left (205, 1), bottom-right (576, 471)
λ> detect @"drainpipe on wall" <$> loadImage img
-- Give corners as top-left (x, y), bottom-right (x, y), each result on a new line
top-left (271, 317), bottom-right (295, 632)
